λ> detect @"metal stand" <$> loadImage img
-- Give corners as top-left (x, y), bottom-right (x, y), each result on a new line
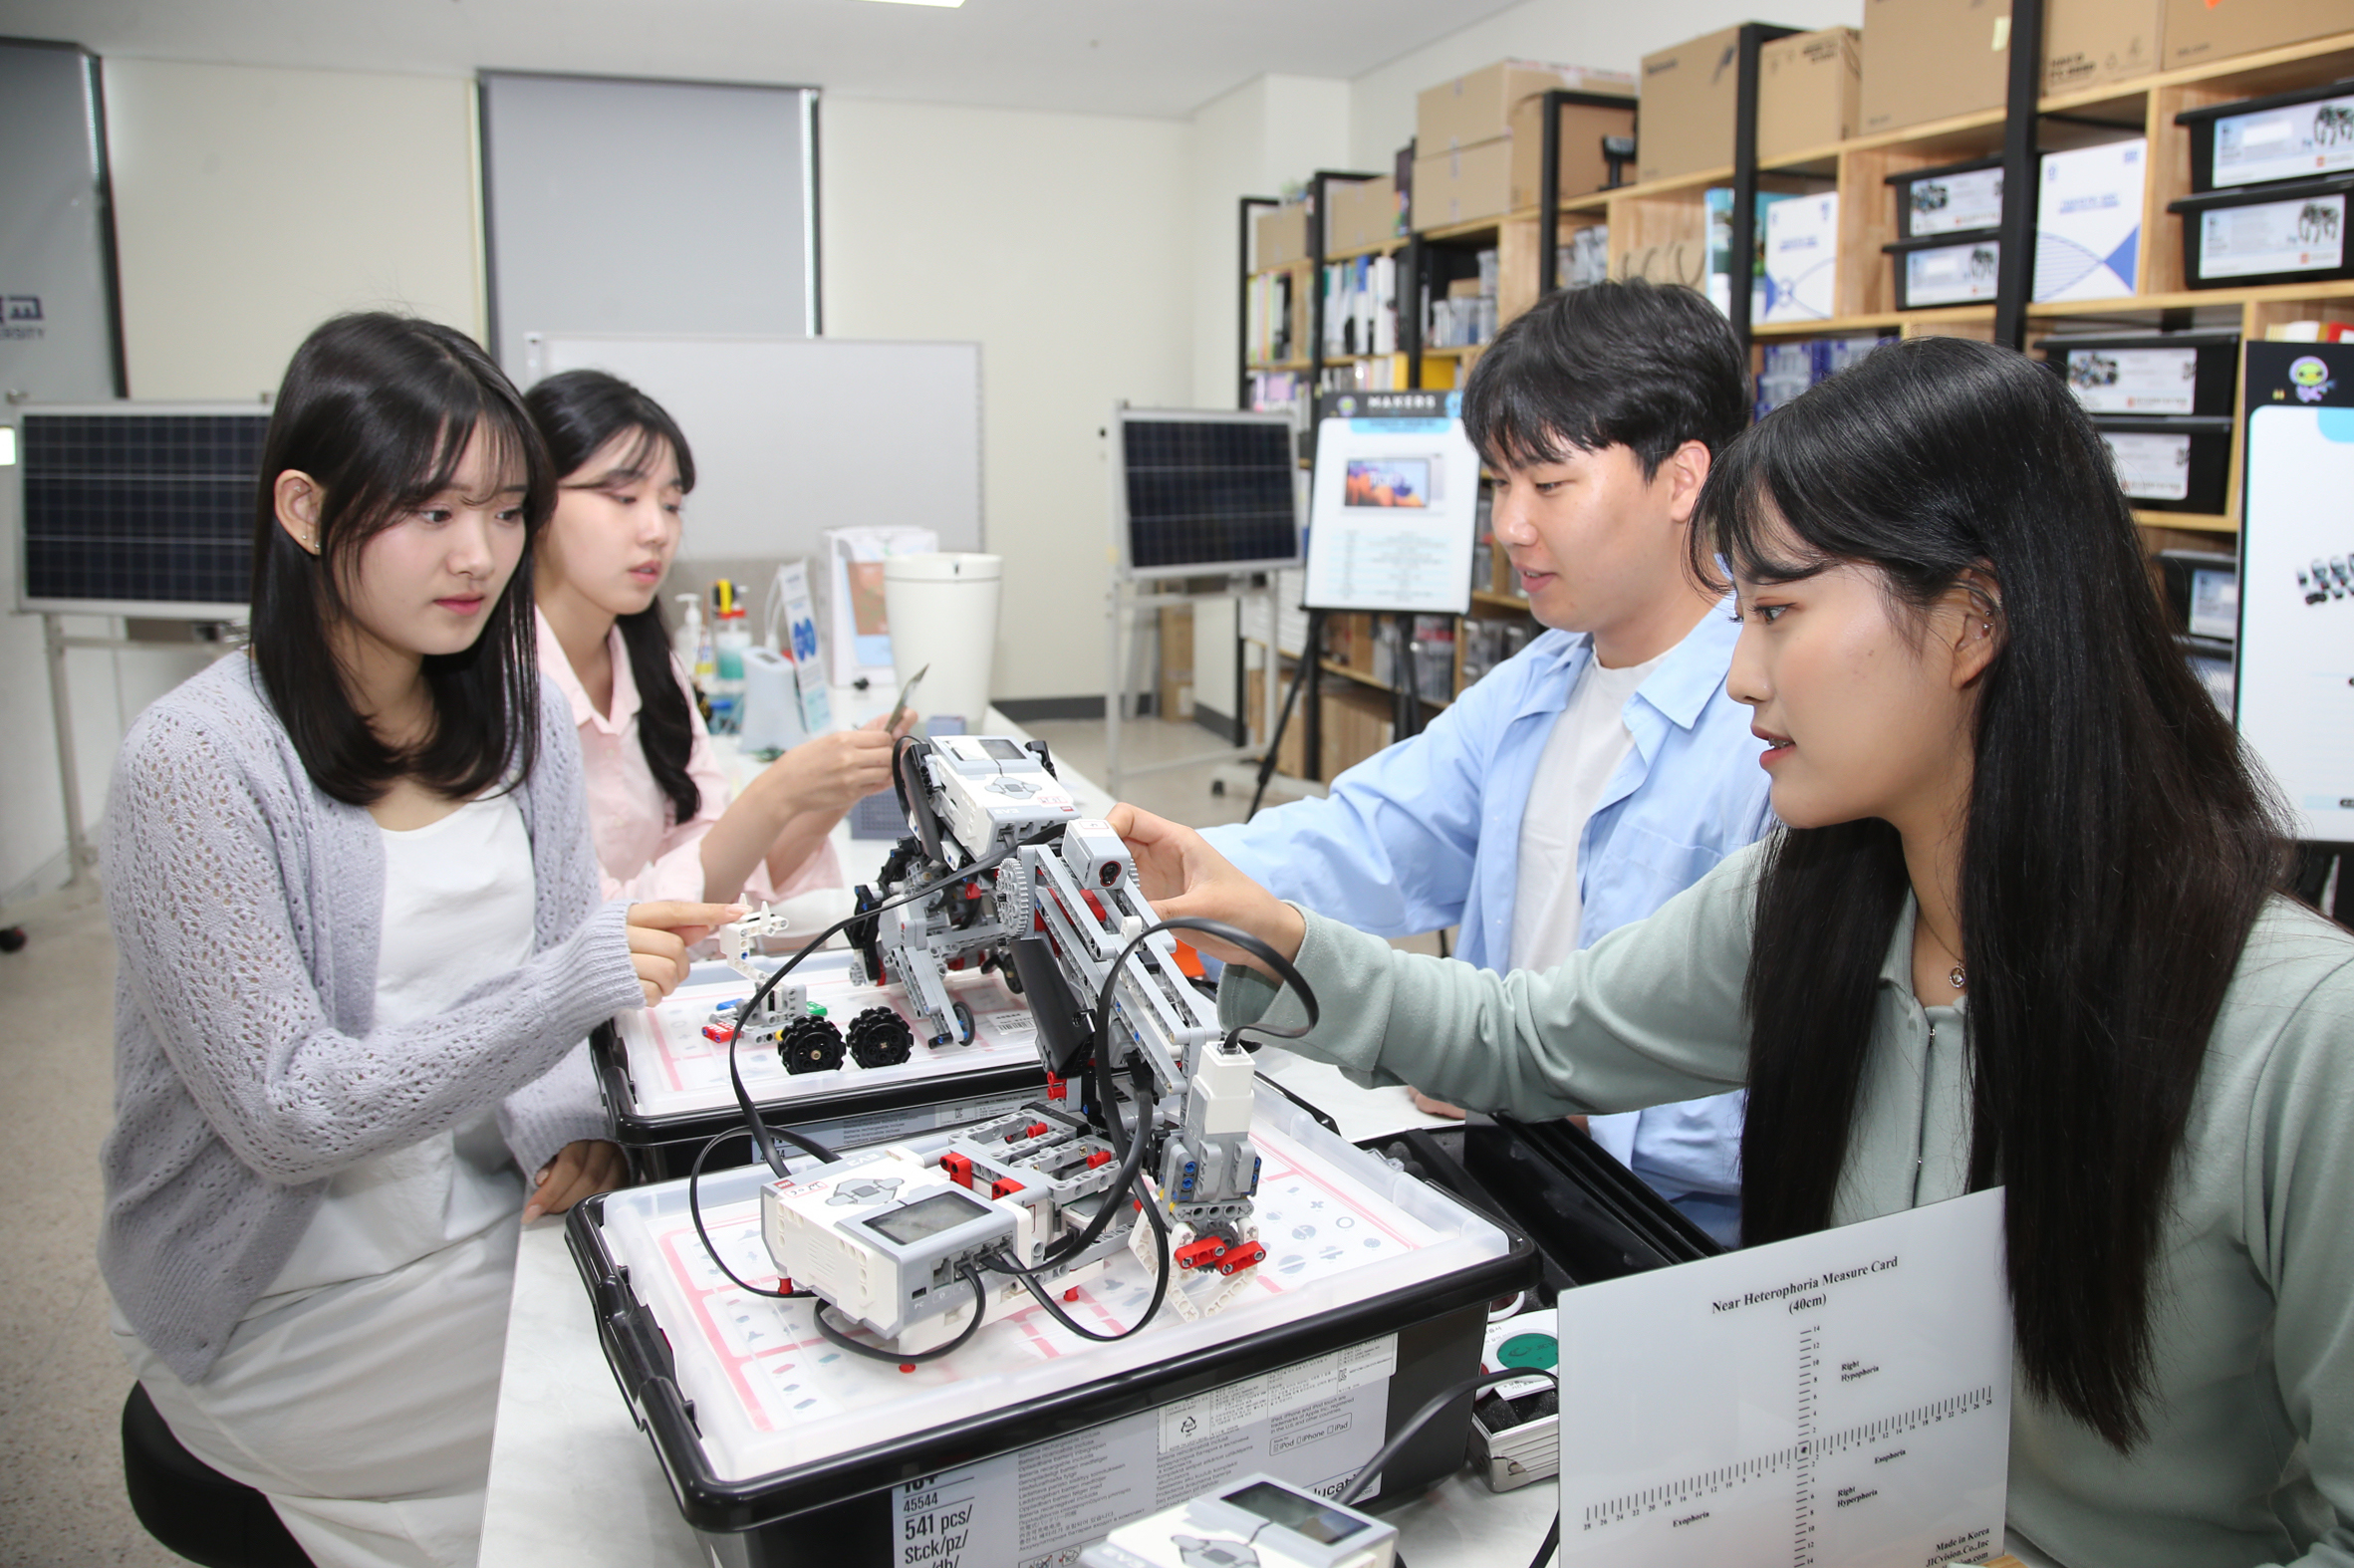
top-left (44, 613), bottom-right (96, 888)
top-left (39, 613), bottom-right (241, 889)
top-left (1104, 575), bottom-right (1285, 801)
top-left (1992, 0), bottom-right (2048, 351)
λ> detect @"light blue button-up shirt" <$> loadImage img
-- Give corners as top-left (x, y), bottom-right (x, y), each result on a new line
top-left (1204, 605), bottom-right (1772, 1230)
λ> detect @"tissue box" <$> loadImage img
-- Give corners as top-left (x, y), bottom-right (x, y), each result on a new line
top-left (1761, 192), bottom-right (1840, 323)
top-left (2034, 139), bottom-right (2146, 302)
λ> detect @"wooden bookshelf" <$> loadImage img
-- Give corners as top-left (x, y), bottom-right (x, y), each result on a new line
top-left (1235, 28), bottom-right (2354, 781)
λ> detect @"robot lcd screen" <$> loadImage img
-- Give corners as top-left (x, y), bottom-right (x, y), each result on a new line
top-left (866, 1190), bottom-right (992, 1246)
top-left (1344, 458), bottom-right (1432, 509)
top-left (1220, 1482), bottom-right (1368, 1545)
top-left (980, 738), bottom-right (1025, 760)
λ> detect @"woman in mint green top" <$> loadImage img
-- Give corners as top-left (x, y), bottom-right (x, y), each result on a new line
top-left (1110, 337), bottom-right (2353, 1567)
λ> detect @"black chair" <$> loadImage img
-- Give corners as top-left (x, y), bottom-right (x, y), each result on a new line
top-left (121, 1385), bottom-right (315, 1568)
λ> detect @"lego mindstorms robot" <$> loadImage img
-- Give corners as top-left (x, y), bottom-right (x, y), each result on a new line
top-left (739, 733), bottom-right (1304, 1359)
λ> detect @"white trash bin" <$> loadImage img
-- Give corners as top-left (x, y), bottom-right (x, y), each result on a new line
top-left (883, 553), bottom-right (1002, 729)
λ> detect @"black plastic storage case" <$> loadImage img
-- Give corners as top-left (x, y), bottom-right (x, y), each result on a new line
top-left (1884, 231), bottom-right (2003, 310)
top-left (2039, 328), bottom-right (2242, 419)
top-left (590, 956), bottom-right (1050, 1182)
top-left (1887, 156), bottom-right (2006, 240)
top-left (2174, 78), bottom-right (2354, 195)
top-left (2168, 174), bottom-right (2354, 289)
top-left (567, 1090), bottom-right (1539, 1568)
top-left (2090, 414), bottom-right (2234, 513)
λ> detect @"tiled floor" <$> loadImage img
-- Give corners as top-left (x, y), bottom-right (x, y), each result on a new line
top-left (0, 715), bottom-right (1432, 1567)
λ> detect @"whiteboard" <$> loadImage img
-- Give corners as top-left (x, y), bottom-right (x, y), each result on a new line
top-left (522, 335), bottom-right (981, 566)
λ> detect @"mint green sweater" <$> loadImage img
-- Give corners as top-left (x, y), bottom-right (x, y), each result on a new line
top-left (1221, 844), bottom-right (2354, 1567)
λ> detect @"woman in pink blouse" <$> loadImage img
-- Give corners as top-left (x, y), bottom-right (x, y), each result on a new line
top-left (526, 370), bottom-right (899, 904)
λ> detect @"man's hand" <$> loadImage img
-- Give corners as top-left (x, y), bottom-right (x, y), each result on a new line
top-left (523, 1139), bottom-right (629, 1222)
top-left (627, 900), bottom-right (742, 1007)
top-left (1104, 803), bottom-right (1305, 974)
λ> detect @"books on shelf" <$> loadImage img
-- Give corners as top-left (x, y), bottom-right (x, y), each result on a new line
top-left (1427, 248), bottom-right (1501, 349)
top-left (1556, 224), bottom-right (1610, 290)
top-left (1755, 334), bottom-right (1896, 420)
top-left (1248, 370), bottom-right (1308, 424)
top-left (1323, 253), bottom-right (1400, 358)
top-left (1246, 270), bottom-right (1295, 366)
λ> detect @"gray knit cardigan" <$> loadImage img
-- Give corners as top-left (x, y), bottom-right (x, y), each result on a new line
top-left (99, 654), bottom-right (646, 1383)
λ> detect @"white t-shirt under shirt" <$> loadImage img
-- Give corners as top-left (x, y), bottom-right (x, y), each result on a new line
top-left (1510, 651), bottom-right (1664, 972)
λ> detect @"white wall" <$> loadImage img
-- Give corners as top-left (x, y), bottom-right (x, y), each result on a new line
top-left (1348, 0), bottom-right (1865, 170)
top-left (1183, 75), bottom-right (1353, 724)
top-left (819, 97), bottom-right (1193, 704)
top-left (4, 60), bottom-right (488, 906)
top-left (104, 59), bottom-right (485, 398)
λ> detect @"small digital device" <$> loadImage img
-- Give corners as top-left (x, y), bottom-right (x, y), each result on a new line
top-left (1079, 1473), bottom-right (1397, 1568)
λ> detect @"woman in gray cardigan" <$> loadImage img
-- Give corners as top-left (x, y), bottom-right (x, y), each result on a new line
top-left (101, 315), bottom-right (734, 1568)
top-left (1114, 339), bottom-right (2353, 1568)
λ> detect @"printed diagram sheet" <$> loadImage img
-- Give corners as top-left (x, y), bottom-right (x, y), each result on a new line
top-left (614, 955), bottom-right (1038, 1119)
top-left (1555, 1189), bottom-right (2010, 1568)
top-left (599, 1111), bottom-right (1456, 1481)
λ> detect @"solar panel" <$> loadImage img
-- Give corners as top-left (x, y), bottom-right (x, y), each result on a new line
top-left (1114, 409), bottom-right (1300, 578)
top-left (15, 405), bottom-right (268, 617)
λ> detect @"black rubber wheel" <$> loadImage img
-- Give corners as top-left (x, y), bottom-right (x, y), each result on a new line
top-left (952, 998), bottom-right (976, 1045)
top-left (846, 1005), bottom-right (915, 1069)
top-left (779, 1015), bottom-right (846, 1074)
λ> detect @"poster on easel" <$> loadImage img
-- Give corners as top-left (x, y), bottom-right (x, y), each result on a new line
top-left (1303, 391), bottom-right (1477, 615)
top-left (2237, 341), bottom-right (2354, 843)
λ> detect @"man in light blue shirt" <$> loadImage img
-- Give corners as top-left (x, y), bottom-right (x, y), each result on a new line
top-left (1204, 281), bottom-right (1773, 1246)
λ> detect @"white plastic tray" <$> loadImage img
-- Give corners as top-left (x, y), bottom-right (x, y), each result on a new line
top-left (589, 1083), bottom-right (1515, 1481)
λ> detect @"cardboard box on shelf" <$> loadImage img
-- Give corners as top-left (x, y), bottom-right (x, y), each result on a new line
top-left (2043, 0), bottom-right (2163, 96)
top-left (1414, 140), bottom-right (1514, 230)
top-left (1256, 203), bottom-right (1311, 268)
top-left (1639, 26), bottom-right (1747, 184)
top-left (1859, 0), bottom-right (2011, 136)
top-left (1759, 27), bottom-right (1862, 163)
top-left (1243, 665), bottom-right (1306, 779)
top-left (1505, 93), bottom-right (1639, 206)
top-left (1418, 59), bottom-right (1636, 153)
top-left (1326, 176), bottom-right (1403, 253)
top-left (1319, 683), bottom-right (1397, 780)
top-left (1157, 605), bottom-right (1193, 722)
top-left (2163, 0), bottom-right (2348, 70)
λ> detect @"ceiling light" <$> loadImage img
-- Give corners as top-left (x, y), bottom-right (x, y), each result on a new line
top-left (859, 0), bottom-right (965, 7)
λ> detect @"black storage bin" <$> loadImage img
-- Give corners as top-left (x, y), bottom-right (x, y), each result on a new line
top-left (2175, 79), bottom-right (2354, 194)
top-left (2039, 329), bottom-right (2241, 418)
top-left (592, 1017), bottom-right (1049, 1182)
top-left (567, 1090), bottom-right (1539, 1568)
top-left (2092, 415), bottom-right (2233, 513)
top-left (2168, 174), bottom-right (2354, 289)
top-left (1885, 230), bottom-right (2002, 309)
top-left (1887, 156), bottom-right (2005, 240)
top-left (2156, 549), bottom-right (2239, 641)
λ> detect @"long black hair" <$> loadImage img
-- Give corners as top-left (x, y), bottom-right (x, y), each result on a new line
top-left (1697, 336), bottom-right (2286, 1450)
top-left (249, 313), bottom-right (551, 806)
top-left (522, 370), bottom-right (701, 825)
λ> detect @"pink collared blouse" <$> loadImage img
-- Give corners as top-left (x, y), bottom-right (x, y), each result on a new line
top-left (537, 611), bottom-right (842, 905)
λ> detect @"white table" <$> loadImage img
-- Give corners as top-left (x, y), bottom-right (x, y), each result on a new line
top-left (478, 694), bottom-right (1549, 1568)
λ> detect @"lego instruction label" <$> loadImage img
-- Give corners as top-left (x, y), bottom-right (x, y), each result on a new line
top-left (892, 1335), bottom-right (1397, 1568)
